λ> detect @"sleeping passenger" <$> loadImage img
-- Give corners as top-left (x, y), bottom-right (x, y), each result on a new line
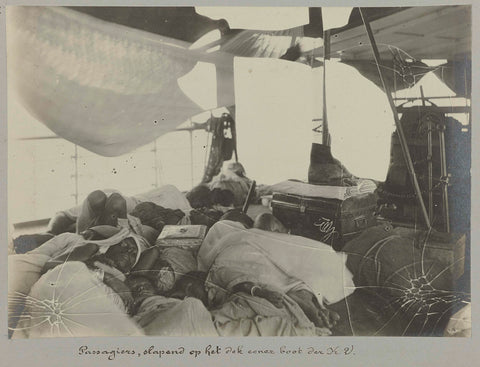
top-left (209, 162), bottom-right (253, 207)
top-left (13, 185), bottom-right (192, 253)
top-left (187, 162), bottom-right (252, 210)
top-left (128, 272), bottom-right (217, 336)
top-left (46, 185), bottom-right (192, 236)
top-left (252, 212), bottom-right (342, 328)
top-left (131, 245), bottom-right (197, 294)
top-left (9, 225), bottom-right (142, 299)
top-left (10, 226), bottom-right (150, 337)
top-left (39, 227), bottom-right (149, 313)
top-left (198, 218), bottom-right (352, 336)
top-left (185, 184), bottom-right (236, 229)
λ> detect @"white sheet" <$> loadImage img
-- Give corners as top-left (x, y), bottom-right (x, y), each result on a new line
top-left (198, 220), bottom-right (355, 305)
top-left (13, 262), bottom-right (143, 338)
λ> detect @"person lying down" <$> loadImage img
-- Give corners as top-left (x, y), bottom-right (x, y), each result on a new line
top-left (11, 212), bottom-right (353, 337)
top-left (127, 213), bottom-right (349, 337)
top-left (127, 269), bottom-right (331, 337)
top-left (13, 186), bottom-right (191, 254)
top-left (126, 272), bottom-right (217, 336)
top-left (47, 185), bottom-right (192, 236)
top-left (197, 214), bottom-right (355, 336)
top-left (13, 184), bottom-right (227, 254)
top-left (10, 226), bottom-right (150, 338)
top-left (96, 210), bottom-right (346, 337)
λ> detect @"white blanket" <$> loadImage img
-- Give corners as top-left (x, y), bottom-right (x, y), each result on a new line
top-left (8, 230), bottom-right (143, 338)
top-left (198, 221), bottom-right (354, 305)
top-left (12, 262), bottom-right (143, 338)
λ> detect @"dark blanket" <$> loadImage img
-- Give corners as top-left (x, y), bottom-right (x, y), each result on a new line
top-left (339, 224), bottom-right (470, 336)
top-left (130, 202), bottom-right (185, 231)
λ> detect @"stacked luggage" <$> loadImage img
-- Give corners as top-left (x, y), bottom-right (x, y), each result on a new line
top-left (379, 106), bottom-right (471, 233)
top-left (271, 179), bottom-right (378, 251)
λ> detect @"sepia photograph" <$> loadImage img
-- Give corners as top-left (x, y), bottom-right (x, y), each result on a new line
top-left (5, 3), bottom-right (472, 344)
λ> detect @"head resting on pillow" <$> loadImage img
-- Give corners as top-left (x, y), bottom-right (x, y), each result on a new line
top-left (81, 225), bottom-right (149, 272)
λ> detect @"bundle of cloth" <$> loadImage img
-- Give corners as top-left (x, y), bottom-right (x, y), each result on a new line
top-left (197, 219), bottom-right (355, 336)
top-left (9, 226), bottom-right (150, 338)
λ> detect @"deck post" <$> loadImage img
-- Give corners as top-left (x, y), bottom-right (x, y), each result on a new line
top-left (359, 8), bottom-right (432, 230)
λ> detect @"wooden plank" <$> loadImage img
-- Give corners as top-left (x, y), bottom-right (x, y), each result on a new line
top-left (13, 218), bottom-right (50, 230)
top-left (396, 106), bottom-right (471, 114)
top-left (349, 22), bottom-right (470, 60)
top-left (311, 6), bottom-right (470, 61)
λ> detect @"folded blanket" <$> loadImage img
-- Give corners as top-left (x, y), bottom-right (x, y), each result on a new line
top-left (270, 179), bottom-right (377, 200)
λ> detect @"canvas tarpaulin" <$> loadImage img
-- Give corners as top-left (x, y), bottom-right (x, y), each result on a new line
top-left (433, 58), bottom-right (472, 98)
top-left (7, 6), bottom-right (229, 156)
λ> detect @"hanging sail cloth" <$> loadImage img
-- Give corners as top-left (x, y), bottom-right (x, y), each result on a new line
top-left (341, 59), bottom-right (435, 93)
top-left (433, 58), bottom-right (471, 97)
top-left (7, 7), bottom-right (212, 156)
top-left (220, 27), bottom-right (306, 59)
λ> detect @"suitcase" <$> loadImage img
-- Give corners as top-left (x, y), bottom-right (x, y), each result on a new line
top-left (271, 192), bottom-right (378, 250)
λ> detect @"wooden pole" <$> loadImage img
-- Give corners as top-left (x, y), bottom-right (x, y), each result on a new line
top-left (189, 118), bottom-right (194, 188)
top-left (322, 29), bottom-right (331, 146)
top-left (359, 8), bottom-right (431, 230)
top-left (73, 145), bottom-right (79, 205)
top-left (420, 86), bottom-right (434, 223)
